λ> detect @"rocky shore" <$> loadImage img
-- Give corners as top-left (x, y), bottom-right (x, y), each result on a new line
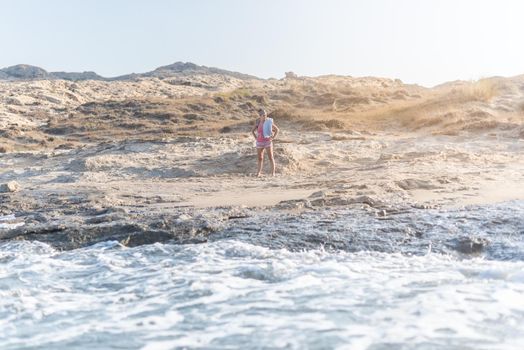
top-left (1, 63), bottom-right (523, 250)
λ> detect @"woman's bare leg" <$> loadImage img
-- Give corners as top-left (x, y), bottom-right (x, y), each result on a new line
top-left (257, 148), bottom-right (265, 176)
top-left (267, 146), bottom-right (276, 176)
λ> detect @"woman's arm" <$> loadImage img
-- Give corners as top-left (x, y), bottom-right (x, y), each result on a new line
top-left (251, 121), bottom-right (258, 139)
top-left (271, 123), bottom-right (280, 140)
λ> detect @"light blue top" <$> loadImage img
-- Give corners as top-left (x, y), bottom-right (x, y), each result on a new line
top-left (263, 118), bottom-right (273, 138)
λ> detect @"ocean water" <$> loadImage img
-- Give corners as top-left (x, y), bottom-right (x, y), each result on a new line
top-left (1, 201), bottom-right (523, 350)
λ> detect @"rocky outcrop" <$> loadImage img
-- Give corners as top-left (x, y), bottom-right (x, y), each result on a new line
top-left (446, 236), bottom-right (490, 254)
top-left (0, 207), bottom-right (227, 250)
top-left (1, 64), bottom-right (48, 79)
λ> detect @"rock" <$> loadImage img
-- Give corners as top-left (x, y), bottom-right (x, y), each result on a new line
top-left (175, 214), bottom-right (192, 224)
top-left (1, 64), bottom-right (49, 79)
top-left (376, 209), bottom-right (387, 217)
top-left (412, 203), bottom-right (436, 209)
top-left (396, 179), bottom-right (440, 190)
top-left (26, 213), bottom-right (49, 224)
top-left (310, 198), bottom-right (326, 207)
top-left (1, 215), bottom-right (220, 249)
top-left (5, 97), bottom-right (22, 105)
top-left (325, 196), bottom-right (350, 206)
top-left (309, 191), bottom-right (326, 199)
top-left (285, 71), bottom-right (298, 79)
top-left (84, 213), bottom-right (124, 225)
top-left (42, 95), bottom-right (62, 104)
top-left (447, 236), bottom-right (489, 254)
top-left (0, 181), bottom-right (20, 193)
top-left (276, 199), bottom-right (310, 210)
top-left (347, 195), bottom-right (382, 208)
top-left (226, 207), bottom-right (251, 220)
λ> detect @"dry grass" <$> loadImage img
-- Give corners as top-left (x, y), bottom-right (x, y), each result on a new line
top-left (268, 108), bottom-right (301, 121)
top-left (215, 87), bottom-right (253, 101)
top-left (453, 79), bottom-right (500, 102)
top-left (267, 108), bottom-right (348, 131)
top-left (340, 90), bottom-right (467, 132)
top-left (2, 74), bottom-right (518, 153)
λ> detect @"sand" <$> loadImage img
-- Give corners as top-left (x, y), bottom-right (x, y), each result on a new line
top-left (1, 72), bottom-right (523, 248)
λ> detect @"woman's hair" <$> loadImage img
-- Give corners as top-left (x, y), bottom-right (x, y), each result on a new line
top-left (257, 108), bottom-right (267, 116)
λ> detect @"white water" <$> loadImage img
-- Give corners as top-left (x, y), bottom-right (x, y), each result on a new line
top-left (1, 237), bottom-right (524, 349)
top-left (0, 214), bottom-right (24, 230)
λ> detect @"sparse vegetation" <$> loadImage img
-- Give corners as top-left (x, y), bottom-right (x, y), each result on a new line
top-left (215, 87), bottom-right (253, 102)
top-left (2, 71), bottom-right (523, 152)
top-left (453, 79), bottom-right (500, 102)
top-left (268, 109), bottom-right (301, 121)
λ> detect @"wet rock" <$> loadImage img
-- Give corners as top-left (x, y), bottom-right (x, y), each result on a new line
top-left (25, 212), bottom-right (49, 224)
top-left (276, 199), bottom-right (310, 210)
top-left (225, 206), bottom-right (251, 220)
top-left (118, 229), bottom-right (179, 247)
top-left (84, 212), bottom-right (125, 224)
top-left (347, 195), bottom-right (383, 208)
top-left (0, 181), bottom-right (20, 193)
top-left (175, 213), bottom-right (192, 223)
top-left (325, 196), bottom-right (350, 206)
top-left (447, 236), bottom-right (490, 254)
top-left (1, 222), bottom-right (67, 241)
top-left (0, 209), bottom-right (226, 250)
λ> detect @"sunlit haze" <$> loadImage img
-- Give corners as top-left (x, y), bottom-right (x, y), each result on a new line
top-left (2, 0), bottom-right (524, 86)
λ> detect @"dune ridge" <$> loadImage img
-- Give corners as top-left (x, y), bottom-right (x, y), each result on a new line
top-left (1, 67), bottom-right (523, 153)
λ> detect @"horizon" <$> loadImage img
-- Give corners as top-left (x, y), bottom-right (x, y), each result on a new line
top-left (2, 0), bottom-right (524, 87)
top-left (3, 60), bottom-right (524, 88)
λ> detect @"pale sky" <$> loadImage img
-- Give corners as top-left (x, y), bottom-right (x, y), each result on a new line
top-left (2, 0), bottom-right (524, 86)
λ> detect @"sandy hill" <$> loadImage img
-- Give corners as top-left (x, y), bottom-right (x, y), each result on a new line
top-left (1, 63), bottom-right (523, 249)
top-left (0, 63), bottom-right (523, 153)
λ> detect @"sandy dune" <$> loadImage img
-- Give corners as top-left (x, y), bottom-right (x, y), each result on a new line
top-left (1, 68), bottom-right (523, 248)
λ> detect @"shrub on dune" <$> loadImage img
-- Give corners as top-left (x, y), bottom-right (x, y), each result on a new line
top-left (455, 78), bottom-right (500, 102)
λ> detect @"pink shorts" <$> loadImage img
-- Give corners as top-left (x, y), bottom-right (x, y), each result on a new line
top-left (256, 140), bottom-right (272, 148)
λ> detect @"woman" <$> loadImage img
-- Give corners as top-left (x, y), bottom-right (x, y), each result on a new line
top-left (251, 108), bottom-right (279, 176)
